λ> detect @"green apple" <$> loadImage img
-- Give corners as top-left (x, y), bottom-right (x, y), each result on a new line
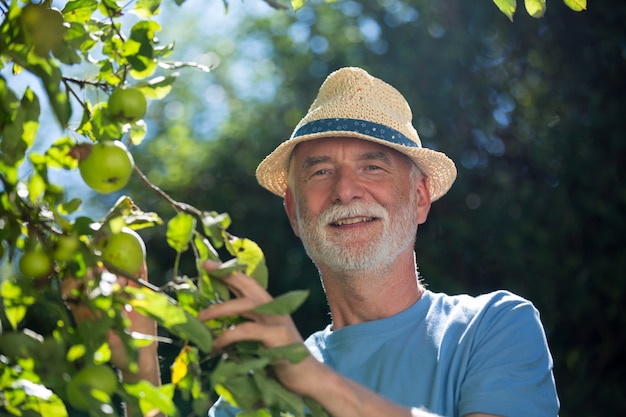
top-left (101, 227), bottom-right (146, 276)
top-left (78, 141), bottom-right (134, 194)
top-left (52, 235), bottom-right (80, 261)
top-left (108, 87), bottom-right (147, 123)
top-left (19, 250), bottom-right (52, 278)
top-left (21, 4), bottom-right (65, 57)
top-left (66, 364), bottom-right (118, 411)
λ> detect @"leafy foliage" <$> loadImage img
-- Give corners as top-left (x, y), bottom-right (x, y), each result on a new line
top-left (0, 0), bottom-right (325, 416)
top-left (493, 0), bottom-right (586, 20)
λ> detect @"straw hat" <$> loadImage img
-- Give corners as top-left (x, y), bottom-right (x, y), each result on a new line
top-left (255, 67), bottom-right (457, 202)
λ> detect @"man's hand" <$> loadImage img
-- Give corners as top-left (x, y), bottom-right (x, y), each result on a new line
top-left (197, 260), bottom-right (321, 396)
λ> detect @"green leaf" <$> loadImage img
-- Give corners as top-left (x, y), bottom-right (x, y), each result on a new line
top-left (291, 0), bottom-right (306, 11)
top-left (133, 0), bottom-right (163, 18)
top-left (123, 381), bottom-right (177, 416)
top-left (100, 0), bottom-right (122, 16)
top-left (237, 409), bottom-right (272, 417)
top-left (58, 198), bottom-right (82, 215)
top-left (210, 359), bottom-right (270, 409)
top-left (194, 234), bottom-right (220, 263)
top-left (51, 39), bottom-right (83, 65)
top-left (26, 173), bottom-right (46, 203)
top-left (0, 78), bottom-right (22, 178)
top-left (129, 120), bottom-right (148, 145)
top-left (171, 277), bottom-right (200, 311)
top-left (14, 382), bottom-right (69, 417)
top-left (492, 0), bottom-right (516, 21)
top-left (124, 20), bottom-right (162, 79)
top-left (44, 136), bottom-right (78, 169)
top-left (34, 393), bottom-right (69, 416)
top-left (198, 264), bottom-right (230, 302)
top-left (80, 102), bottom-right (123, 142)
top-left (525, 0), bottom-right (546, 17)
top-left (124, 286), bottom-right (213, 352)
top-left (0, 87), bottom-right (40, 166)
top-left (563, 0), bottom-right (586, 11)
top-left (0, 159), bottom-right (18, 185)
top-left (255, 343), bottom-right (310, 364)
top-left (212, 357), bottom-right (271, 380)
top-left (1, 279), bottom-right (36, 330)
top-left (140, 75), bottom-right (178, 99)
top-left (214, 384), bottom-right (240, 408)
top-left (25, 57), bottom-right (71, 128)
top-left (166, 212), bottom-right (196, 253)
top-left (98, 65), bottom-right (123, 87)
top-left (62, 0), bottom-right (99, 23)
top-left (215, 376), bottom-right (262, 411)
top-left (251, 371), bottom-right (306, 416)
top-left (252, 290), bottom-right (309, 315)
top-left (201, 211), bottom-right (231, 248)
top-left (226, 236), bottom-right (268, 289)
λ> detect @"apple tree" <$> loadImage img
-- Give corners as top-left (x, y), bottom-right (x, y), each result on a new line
top-left (0, 0), bottom-right (319, 416)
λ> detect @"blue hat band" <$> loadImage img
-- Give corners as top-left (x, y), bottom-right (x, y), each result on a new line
top-left (292, 118), bottom-right (418, 148)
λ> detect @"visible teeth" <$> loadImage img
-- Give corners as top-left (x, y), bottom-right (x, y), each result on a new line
top-left (333, 217), bottom-right (373, 226)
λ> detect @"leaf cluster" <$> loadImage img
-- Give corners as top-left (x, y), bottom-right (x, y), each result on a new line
top-left (493, 0), bottom-right (586, 20)
top-left (0, 0), bottom-right (324, 416)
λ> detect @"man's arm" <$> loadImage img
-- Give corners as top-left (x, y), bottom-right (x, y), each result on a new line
top-left (282, 356), bottom-right (499, 417)
top-left (198, 261), bottom-right (499, 417)
top-left (70, 264), bottom-right (162, 415)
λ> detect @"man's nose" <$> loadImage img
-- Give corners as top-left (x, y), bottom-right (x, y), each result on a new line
top-left (331, 168), bottom-right (364, 204)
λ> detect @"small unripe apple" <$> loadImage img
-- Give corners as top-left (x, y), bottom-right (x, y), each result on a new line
top-left (52, 235), bottom-right (80, 261)
top-left (21, 4), bottom-right (65, 57)
top-left (101, 227), bottom-right (146, 277)
top-left (108, 87), bottom-right (147, 123)
top-left (78, 141), bottom-right (134, 194)
top-left (19, 250), bottom-right (52, 278)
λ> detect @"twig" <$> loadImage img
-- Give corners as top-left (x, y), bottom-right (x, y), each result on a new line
top-left (62, 78), bottom-right (91, 120)
top-left (132, 164), bottom-right (202, 216)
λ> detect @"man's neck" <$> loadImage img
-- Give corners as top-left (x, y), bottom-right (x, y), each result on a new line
top-left (318, 251), bottom-right (425, 330)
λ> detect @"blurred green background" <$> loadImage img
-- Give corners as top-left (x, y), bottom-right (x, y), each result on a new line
top-left (71, 0), bottom-right (625, 415)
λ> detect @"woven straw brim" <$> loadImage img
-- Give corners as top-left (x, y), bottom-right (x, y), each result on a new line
top-left (255, 131), bottom-right (457, 202)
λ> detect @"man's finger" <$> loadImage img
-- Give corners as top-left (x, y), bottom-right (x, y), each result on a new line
top-left (212, 321), bottom-right (292, 350)
top-left (197, 297), bottom-right (260, 321)
top-left (202, 260), bottom-right (272, 300)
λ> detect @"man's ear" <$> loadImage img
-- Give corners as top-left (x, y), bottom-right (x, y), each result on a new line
top-left (284, 187), bottom-right (300, 237)
top-left (416, 175), bottom-right (431, 225)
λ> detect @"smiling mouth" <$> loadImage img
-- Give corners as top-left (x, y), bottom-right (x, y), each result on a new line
top-left (331, 216), bottom-right (377, 226)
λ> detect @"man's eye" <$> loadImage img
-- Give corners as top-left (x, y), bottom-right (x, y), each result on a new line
top-left (366, 165), bottom-right (382, 171)
top-left (312, 169), bottom-right (329, 176)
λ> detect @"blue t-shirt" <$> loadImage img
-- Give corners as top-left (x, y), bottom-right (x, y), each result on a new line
top-left (209, 290), bottom-right (559, 417)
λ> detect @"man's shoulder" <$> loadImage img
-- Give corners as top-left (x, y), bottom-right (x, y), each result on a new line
top-left (431, 289), bottom-right (532, 310)
top-left (427, 289), bottom-right (538, 327)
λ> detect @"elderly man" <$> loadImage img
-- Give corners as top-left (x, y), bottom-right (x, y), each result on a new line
top-left (199, 67), bottom-right (559, 417)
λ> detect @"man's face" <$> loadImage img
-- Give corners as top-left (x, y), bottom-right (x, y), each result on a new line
top-left (284, 137), bottom-right (430, 273)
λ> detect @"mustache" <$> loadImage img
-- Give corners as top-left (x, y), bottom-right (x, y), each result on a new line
top-left (316, 201), bottom-right (389, 227)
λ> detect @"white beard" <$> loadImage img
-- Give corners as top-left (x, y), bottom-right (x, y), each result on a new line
top-left (295, 192), bottom-right (418, 273)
